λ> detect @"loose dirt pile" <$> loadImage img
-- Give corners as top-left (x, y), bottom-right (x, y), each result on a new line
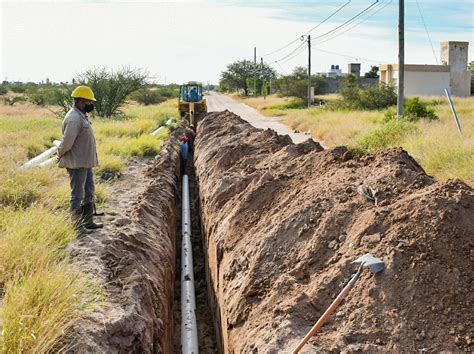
top-left (194, 110), bottom-right (474, 352)
top-left (66, 135), bottom-right (180, 352)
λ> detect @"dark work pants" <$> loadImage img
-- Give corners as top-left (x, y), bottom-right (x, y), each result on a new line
top-left (67, 168), bottom-right (95, 211)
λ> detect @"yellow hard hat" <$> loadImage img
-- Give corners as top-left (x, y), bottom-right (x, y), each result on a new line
top-left (71, 85), bottom-right (96, 101)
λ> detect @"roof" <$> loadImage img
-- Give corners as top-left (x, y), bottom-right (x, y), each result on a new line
top-left (380, 64), bottom-right (450, 72)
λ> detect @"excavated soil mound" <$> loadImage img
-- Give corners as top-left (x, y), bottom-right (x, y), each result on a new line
top-left (194, 110), bottom-right (474, 352)
top-left (66, 133), bottom-right (180, 353)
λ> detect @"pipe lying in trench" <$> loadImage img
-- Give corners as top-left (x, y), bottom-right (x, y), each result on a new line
top-left (181, 174), bottom-right (199, 353)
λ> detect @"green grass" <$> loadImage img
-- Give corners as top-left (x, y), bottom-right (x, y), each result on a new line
top-left (0, 98), bottom-right (177, 351)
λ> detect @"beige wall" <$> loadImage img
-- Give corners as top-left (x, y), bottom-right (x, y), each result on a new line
top-left (404, 71), bottom-right (451, 96)
top-left (380, 66), bottom-right (454, 97)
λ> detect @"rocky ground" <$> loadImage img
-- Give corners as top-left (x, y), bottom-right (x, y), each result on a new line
top-left (195, 110), bottom-right (474, 352)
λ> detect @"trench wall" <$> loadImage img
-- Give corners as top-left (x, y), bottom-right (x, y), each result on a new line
top-left (68, 131), bottom-right (181, 353)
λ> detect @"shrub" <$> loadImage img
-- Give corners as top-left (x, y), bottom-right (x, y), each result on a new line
top-left (358, 83), bottom-right (397, 110)
top-left (2, 96), bottom-right (26, 106)
top-left (404, 97), bottom-right (438, 121)
top-left (327, 75), bottom-right (397, 111)
top-left (384, 97), bottom-right (438, 122)
top-left (9, 85), bottom-right (27, 94)
top-left (273, 67), bottom-right (327, 100)
top-left (132, 88), bottom-right (163, 105)
top-left (0, 85), bottom-right (8, 96)
top-left (131, 87), bottom-right (177, 106)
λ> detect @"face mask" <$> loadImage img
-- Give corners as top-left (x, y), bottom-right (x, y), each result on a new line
top-left (84, 104), bottom-right (94, 113)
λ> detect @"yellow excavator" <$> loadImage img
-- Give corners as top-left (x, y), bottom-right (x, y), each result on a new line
top-left (178, 81), bottom-right (207, 126)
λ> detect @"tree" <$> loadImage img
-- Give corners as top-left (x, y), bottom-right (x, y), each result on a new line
top-left (76, 66), bottom-right (148, 118)
top-left (364, 65), bottom-right (379, 78)
top-left (219, 60), bottom-right (255, 95)
top-left (273, 67), bottom-right (326, 100)
top-left (219, 60), bottom-right (275, 96)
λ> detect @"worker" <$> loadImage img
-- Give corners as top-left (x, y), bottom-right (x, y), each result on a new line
top-left (189, 87), bottom-right (199, 102)
top-left (180, 136), bottom-right (189, 176)
top-left (57, 85), bottom-right (103, 231)
top-left (186, 125), bottom-right (196, 152)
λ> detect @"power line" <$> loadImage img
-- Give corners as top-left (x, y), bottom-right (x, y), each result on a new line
top-left (415, 0), bottom-right (438, 64)
top-left (277, 45), bottom-right (308, 65)
top-left (269, 41), bottom-right (306, 64)
top-left (311, 45), bottom-right (386, 63)
top-left (262, 0), bottom-right (351, 58)
top-left (316, 0), bottom-right (392, 45)
top-left (311, 0), bottom-right (380, 42)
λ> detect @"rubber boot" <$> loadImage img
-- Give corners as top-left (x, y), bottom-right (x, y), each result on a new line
top-left (71, 208), bottom-right (93, 235)
top-left (82, 203), bottom-right (104, 229)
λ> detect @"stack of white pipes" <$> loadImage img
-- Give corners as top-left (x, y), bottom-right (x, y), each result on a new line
top-left (181, 174), bottom-right (199, 353)
top-left (20, 140), bottom-right (62, 170)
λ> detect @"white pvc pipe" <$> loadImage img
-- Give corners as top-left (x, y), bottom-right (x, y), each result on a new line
top-left (181, 174), bottom-right (199, 354)
top-left (38, 156), bottom-right (56, 168)
top-left (21, 140), bottom-right (61, 170)
top-left (150, 126), bottom-right (165, 136)
top-left (150, 118), bottom-right (174, 136)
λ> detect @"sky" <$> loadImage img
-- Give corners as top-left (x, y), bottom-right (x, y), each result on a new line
top-left (1, 0), bottom-right (473, 84)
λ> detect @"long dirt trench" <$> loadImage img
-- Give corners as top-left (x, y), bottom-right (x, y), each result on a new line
top-left (68, 110), bottom-right (473, 353)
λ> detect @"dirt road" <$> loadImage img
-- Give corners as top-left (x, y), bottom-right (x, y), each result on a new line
top-left (206, 92), bottom-right (312, 144)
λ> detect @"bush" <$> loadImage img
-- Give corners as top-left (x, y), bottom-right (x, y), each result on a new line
top-left (9, 85), bottom-right (27, 94)
top-left (404, 97), bottom-right (438, 121)
top-left (384, 97), bottom-right (438, 122)
top-left (1, 96), bottom-right (26, 106)
top-left (273, 67), bottom-right (326, 100)
top-left (0, 85), bottom-right (8, 96)
top-left (358, 83), bottom-right (397, 110)
top-left (131, 87), bottom-right (177, 105)
top-left (327, 75), bottom-right (396, 111)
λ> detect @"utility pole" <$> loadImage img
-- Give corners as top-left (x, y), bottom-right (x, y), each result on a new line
top-left (261, 57), bottom-right (266, 100)
top-left (397, 0), bottom-right (404, 118)
top-left (307, 35), bottom-right (312, 108)
top-left (254, 47), bottom-right (257, 97)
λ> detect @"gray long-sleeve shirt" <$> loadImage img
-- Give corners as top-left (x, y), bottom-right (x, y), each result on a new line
top-left (58, 107), bottom-right (99, 169)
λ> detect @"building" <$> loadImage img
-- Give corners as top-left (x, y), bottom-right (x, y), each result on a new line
top-left (380, 41), bottom-right (471, 97)
top-left (348, 63), bottom-right (361, 78)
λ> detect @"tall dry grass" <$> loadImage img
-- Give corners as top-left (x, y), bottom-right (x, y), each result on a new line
top-left (0, 99), bottom-right (177, 351)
